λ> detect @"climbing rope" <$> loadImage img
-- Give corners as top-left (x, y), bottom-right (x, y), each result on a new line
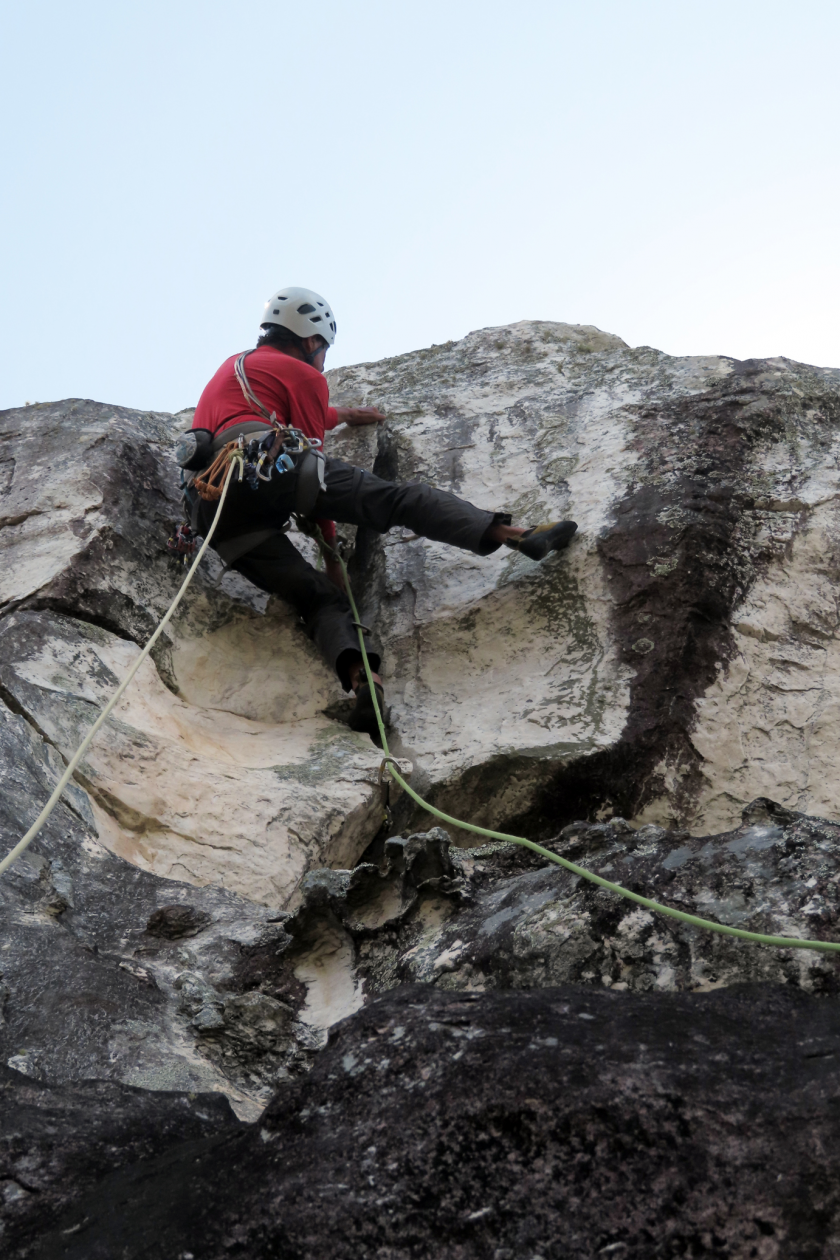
top-left (3, 444), bottom-right (839, 958)
top-left (0, 456), bottom-right (241, 879)
top-left (327, 543), bottom-right (840, 956)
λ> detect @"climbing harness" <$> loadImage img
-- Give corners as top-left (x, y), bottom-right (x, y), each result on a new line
top-left (4, 444), bottom-right (840, 959)
top-left (188, 428), bottom-right (325, 512)
top-left (193, 438), bottom-right (247, 501)
top-left (174, 351), bottom-right (327, 561)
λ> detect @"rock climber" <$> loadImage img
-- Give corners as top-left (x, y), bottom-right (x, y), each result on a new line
top-left (183, 287), bottom-right (577, 740)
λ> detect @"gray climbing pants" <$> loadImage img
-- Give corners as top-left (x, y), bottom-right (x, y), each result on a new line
top-left (204, 457), bottom-right (510, 690)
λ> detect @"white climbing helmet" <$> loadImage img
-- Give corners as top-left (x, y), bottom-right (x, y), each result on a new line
top-left (261, 286), bottom-right (337, 346)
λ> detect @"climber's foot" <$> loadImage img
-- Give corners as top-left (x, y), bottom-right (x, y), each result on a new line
top-left (505, 520), bottom-right (578, 561)
top-left (349, 680), bottom-right (386, 744)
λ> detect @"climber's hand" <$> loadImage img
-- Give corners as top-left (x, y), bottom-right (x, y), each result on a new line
top-left (325, 555), bottom-right (346, 592)
top-left (336, 406), bottom-right (386, 427)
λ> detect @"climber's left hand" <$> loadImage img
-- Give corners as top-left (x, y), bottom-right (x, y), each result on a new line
top-left (336, 406), bottom-right (387, 427)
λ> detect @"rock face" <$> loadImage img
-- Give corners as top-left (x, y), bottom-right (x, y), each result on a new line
top-left (0, 1066), bottom-right (239, 1255)
top-left (5, 322), bottom-right (840, 1255)
top-left (0, 400), bottom-right (386, 906)
top-left (12, 984), bottom-right (840, 1260)
top-left (328, 324), bottom-right (840, 836)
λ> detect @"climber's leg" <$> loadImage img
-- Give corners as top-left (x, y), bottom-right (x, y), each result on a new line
top-left (315, 459), bottom-right (510, 555)
top-left (230, 532), bottom-right (381, 693)
top-left (315, 459), bottom-right (577, 558)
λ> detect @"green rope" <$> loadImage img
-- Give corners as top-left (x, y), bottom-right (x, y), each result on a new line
top-left (329, 542), bottom-right (840, 956)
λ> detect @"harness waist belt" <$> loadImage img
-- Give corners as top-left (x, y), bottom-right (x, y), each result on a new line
top-left (214, 528), bottom-right (283, 566)
top-left (210, 420), bottom-right (275, 453)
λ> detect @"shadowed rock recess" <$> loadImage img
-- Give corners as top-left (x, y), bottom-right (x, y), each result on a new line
top-left (4, 322), bottom-right (840, 1257)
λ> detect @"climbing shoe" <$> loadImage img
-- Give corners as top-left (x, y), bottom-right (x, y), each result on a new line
top-left (505, 520), bottom-right (578, 561)
top-left (349, 680), bottom-right (386, 744)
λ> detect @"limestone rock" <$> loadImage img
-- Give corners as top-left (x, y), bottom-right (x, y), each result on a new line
top-left (272, 804), bottom-right (840, 1006)
top-left (0, 1066), bottom-right (239, 1257)
top-left (0, 695), bottom-right (375, 1116)
top-left (328, 322), bottom-right (840, 837)
top-left (5, 325), bottom-right (840, 1255)
top-left (0, 399), bottom-right (388, 906)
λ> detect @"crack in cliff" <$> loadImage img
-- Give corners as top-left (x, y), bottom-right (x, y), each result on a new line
top-left (0, 600), bottom-right (139, 645)
top-left (0, 683), bottom-right (94, 830)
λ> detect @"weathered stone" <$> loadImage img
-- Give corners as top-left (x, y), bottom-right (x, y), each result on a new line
top-left (0, 1064), bottom-right (240, 1257)
top-left (12, 983), bottom-right (840, 1260)
top-left (0, 400), bottom-right (388, 907)
top-left (6, 326), bottom-right (840, 1256)
top-left (327, 324), bottom-right (840, 837)
top-left (0, 690), bottom-right (345, 1115)
top-left (219, 806), bottom-right (840, 1010)
top-left (145, 903), bottom-right (210, 938)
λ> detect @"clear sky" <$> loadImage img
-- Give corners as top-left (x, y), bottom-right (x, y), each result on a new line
top-left (2, 1), bottom-right (839, 412)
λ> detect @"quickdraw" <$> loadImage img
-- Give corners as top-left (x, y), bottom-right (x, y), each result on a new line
top-left (193, 440), bottom-right (244, 501)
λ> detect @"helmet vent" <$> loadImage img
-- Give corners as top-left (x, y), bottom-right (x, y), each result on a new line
top-left (297, 303), bottom-right (316, 314)
top-left (310, 315), bottom-right (322, 323)
top-left (272, 309), bottom-right (279, 314)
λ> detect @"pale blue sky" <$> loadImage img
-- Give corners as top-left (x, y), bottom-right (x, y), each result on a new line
top-left (2, 1), bottom-right (839, 411)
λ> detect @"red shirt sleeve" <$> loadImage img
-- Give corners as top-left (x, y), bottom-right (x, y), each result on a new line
top-left (315, 518), bottom-right (336, 547)
top-left (325, 406), bottom-right (340, 430)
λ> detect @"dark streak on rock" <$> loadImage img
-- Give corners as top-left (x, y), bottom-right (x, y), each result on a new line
top-left (511, 362), bottom-right (840, 831)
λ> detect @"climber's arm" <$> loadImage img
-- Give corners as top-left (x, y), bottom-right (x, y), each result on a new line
top-left (333, 406), bottom-right (387, 427)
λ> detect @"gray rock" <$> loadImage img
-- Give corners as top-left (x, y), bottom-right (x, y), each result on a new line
top-left (6, 327), bottom-right (840, 1255)
top-left (235, 804), bottom-right (840, 1010)
top-left (11, 983), bottom-right (840, 1260)
top-left (327, 325), bottom-right (840, 838)
top-left (0, 399), bottom-right (390, 907)
top-left (0, 683), bottom-right (333, 1115)
top-left (0, 1064), bottom-right (239, 1256)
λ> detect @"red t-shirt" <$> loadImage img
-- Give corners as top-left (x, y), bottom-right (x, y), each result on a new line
top-left (193, 346), bottom-right (340, 545)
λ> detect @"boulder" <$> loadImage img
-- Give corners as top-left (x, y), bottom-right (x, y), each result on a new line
top-left (0, 1066), bottom-right (239, 1256)
top-left (0, 399), bottom-right (387, 906)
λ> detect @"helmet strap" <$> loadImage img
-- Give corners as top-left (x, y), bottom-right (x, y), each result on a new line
top-left (304, 340), bottom-right (328, 366)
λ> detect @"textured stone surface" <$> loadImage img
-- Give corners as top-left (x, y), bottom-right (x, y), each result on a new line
top-left (6, 326), bottom-right (840, 1256)
top-left (0, 692), bottom-right (386, 1118)
top-left (328, 323), bottom-right (840, 837)
top-left (190, 802), bottom-right (840, 1024)
top-left (0, 398), bottom-right (388, 905)
top-left (0, 1065), bottom-right (239, 1257)
top-left (12, 983), bottom-right (840, 1260)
